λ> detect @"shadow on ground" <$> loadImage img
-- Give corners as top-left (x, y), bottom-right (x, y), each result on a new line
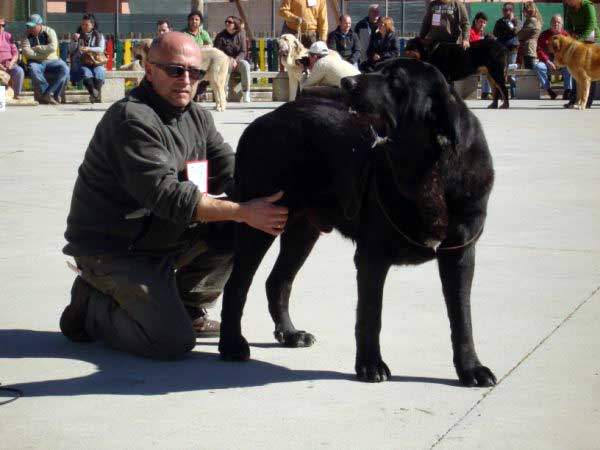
top-left (0, 329), bottom-right (459, 398)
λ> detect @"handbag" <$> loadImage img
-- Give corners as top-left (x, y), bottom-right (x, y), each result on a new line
top-left (82, 50), bottom-right (108, 67)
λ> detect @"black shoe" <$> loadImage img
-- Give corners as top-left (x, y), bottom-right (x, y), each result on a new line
top-left (60, 277), bottom-right (94, 342)
top-left (547, 88), bottom-right (557, 100)
top-left (563, 101), bottom-right (576, 109)
top-left (562, 89), bottom-right (572, 101)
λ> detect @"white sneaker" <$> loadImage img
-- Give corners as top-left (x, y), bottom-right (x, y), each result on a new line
top-left (243, 91), bottom-right (251, 103)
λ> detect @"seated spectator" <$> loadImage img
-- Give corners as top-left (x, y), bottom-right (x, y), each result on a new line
top-left (535, 14), bottom-right (572, 100)
top-left (517, 1), bottom-right (542, 70)
top-left (419, 0), bottom-right (470, 49)
top-left (301, 41), bottom-right (359, 88)
top-left (156, 19), bottom-right (172, 36)
top-left (363, 17), bottom-right (400, 72)
top-left (470, 12), bottom-right (492, 100)
top-left (355, 4), bottom-right (380, 65)
top-left (69, 13), bottom-right (105, 104)
top-left (21, 14), bottom-right (69, 105)
top-left (493, 2), bottom-right (521, 98)
top-left (0, 17), bottom-right (24, 100)
top-left (214, 16), bottom-right (252, 103)
top-left (327, 15), bottom-right (361, 68)
top-left (182, 11), bottom-right (212, 47)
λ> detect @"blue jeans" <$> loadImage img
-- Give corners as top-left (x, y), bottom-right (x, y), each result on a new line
top-left (533, 62), bottom-right (572, 90)
top-left (29, 59), bottom-right (69, 97)
top-left (481, 75), bottom-right (491, 94)
top-left (70, 63), bottom-right (106, 85)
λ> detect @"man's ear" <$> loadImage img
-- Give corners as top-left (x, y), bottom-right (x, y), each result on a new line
top-left (144, 61), bottom-right (153, 81)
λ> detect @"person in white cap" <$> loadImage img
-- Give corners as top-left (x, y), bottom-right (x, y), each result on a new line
top-left (301, 40), bottom-right (360, 89)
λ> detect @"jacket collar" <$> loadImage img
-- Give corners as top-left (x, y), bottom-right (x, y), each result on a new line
top-left (136, 78), bottom-right (191, 122)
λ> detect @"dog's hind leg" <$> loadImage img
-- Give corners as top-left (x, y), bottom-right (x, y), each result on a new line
top-left (219, 224), bottom-right (277, 361)
top-left (437, 217), bottom-right (497, 387)
top-left (266, 214), bottom-right (320, 347)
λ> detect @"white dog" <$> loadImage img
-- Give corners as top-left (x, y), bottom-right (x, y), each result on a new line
top-left (278, 33), bottom-right (309, 101)
top-left (120, 40), bottom-right (231, 112)
top-left (199, 47), bottom-right (230, 112)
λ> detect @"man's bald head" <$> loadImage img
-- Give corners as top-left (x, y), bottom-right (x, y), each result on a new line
top-left (148, 31), bottom-right (201, 65)
top-left (146, 32), bottom-right (203, 108)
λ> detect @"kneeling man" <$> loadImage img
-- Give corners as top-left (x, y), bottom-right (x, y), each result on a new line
top-left (61, 32), bottom-right (288, 359)
top-left (302, 41), bottom-right (360, 89)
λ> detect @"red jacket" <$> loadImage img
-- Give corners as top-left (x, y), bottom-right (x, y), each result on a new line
top-left (537, 29), bottom-right (569, 63)
top-left (469, 28), bottom-right (485, 43)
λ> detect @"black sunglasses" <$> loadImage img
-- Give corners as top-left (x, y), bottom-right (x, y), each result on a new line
top-left (150, 62), bottom-right (205, 80)
top-left (225, 20), bottom-right (235, 24)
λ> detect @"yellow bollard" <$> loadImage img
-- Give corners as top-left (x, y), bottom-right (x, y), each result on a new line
top-left (259, 39), bottom-right (266, 83)
top-left (123, 39), bottom-right (132, 66)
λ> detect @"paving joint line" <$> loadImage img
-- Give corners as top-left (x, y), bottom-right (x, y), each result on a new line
top-left (429, 283), bottom-right (600, 449)
top-left (0, 200), bottom-right (63, 211)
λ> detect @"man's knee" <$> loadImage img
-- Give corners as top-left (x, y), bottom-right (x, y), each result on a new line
top-left (149, 325), bottom-right (196, 359)
top-left (29, 64), bottom-right (44, 78)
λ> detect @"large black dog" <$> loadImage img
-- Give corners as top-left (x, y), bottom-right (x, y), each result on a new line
top-left (405, 37), bottom-right (509, 109)
top-left (219, 58), bottom-right (496, 386)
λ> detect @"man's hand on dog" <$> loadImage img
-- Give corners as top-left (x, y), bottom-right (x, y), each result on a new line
top-left (238, 191), bottom-right (289, 236)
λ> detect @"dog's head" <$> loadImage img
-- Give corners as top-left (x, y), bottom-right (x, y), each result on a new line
top-left (278, 33), bottom-right (308, 65)
top-left (341, 58), bottom-right (461, 153)
top-left (404, 37), bottom-right (426, 61)
top-left (132, 38), bottom-right (152, 63)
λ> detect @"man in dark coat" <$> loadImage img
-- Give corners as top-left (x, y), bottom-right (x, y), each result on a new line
top-left (327, 14), bottom-right (362, 67)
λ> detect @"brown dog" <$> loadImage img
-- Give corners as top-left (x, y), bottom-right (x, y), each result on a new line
top-left (548, 34), bottom-right (600, 109)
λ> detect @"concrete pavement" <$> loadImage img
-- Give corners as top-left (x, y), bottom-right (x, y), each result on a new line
top-left (0, 100), bottom-right (598, 449)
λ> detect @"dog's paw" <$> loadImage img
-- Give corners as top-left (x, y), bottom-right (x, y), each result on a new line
top-left (500, 103), bottom-right (509, 109)
top-left (487, 102), bottom-right (499, 109)
top-left (219, 335), bottom-right (250, 361)
top-left (457, 365), bottom-right (497, 387)
top-left (355, 360), bottom-right (391, 383)
top-left (274, 330), bottom-right (316, 347)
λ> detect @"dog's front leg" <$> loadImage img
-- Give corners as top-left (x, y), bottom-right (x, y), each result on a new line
top-left (354, 246), bottom-right (391, 382)
top-left (437, 225), bottom-right (496, 387)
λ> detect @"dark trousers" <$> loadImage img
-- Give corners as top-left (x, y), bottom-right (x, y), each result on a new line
top-left (74, 223), bottom-right (234, 359)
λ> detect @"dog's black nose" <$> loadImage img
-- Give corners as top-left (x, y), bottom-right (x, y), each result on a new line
top-left (341, 76), bottom-right (358, 92)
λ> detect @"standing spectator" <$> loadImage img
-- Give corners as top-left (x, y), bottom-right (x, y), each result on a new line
top-left (301, 41), bottom-right (360, 88)
top-left (419, 0), bottom-right (470, 49)
top-left (563, 0), bottom-right (599, 108)
top-left (182, 11), bottom-right (212, 47)
top-left (535, 14), bottom-right (572, 100)
top-left (327, 15), bottom-right (361, 67)
top-left (493, 2), bottom-right (521, 98)
top-left (0, 17), bottom-right (24, 100)
top-left (69, 13), bottom-right (105, 104)
top-left (354, 4), bottom-right (380, 65)
top-left (21, 14), bottom-right (69, 105)
top-left (279, 0), bottom-right (328, 48)
top-left (470, 12), bottom-right (492, 100)
top-left (214, 16), bottom-right (252, 103)
top-left (517, 1), bottom-right (542, 70)
top-left (156, 19), bottom-right (172, 36)
top-left (363, 17), bottom-right (400, 72)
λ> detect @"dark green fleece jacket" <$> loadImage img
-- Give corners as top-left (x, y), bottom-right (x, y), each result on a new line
top-left (63, 79), bottom-right (235, 257)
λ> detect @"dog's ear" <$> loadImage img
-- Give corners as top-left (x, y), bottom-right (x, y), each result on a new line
top-left (431, 84), bottom-right (461, 152)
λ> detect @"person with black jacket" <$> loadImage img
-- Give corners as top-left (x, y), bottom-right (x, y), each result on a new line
top-left (354, 4), bottom-right (380, 65)
top-left (493, 2), bottom-right (521, 97)
top-left (362, 17), bottom-right (400, 72)
top-left (214, 16), bottom-right (252, 102)
top-left (327, 14), bottom-right (361, 67)
top-left (60, 32), bottom-right (288, 359)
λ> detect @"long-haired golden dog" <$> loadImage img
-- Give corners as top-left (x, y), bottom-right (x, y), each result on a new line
top-left (548, 34), bottom-right (600, 109)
